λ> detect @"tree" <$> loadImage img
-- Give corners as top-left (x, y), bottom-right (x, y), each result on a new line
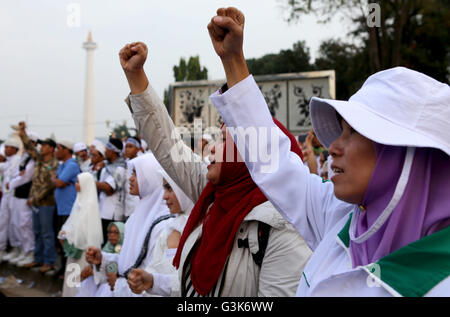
top-left (282, 0), bottom-right (449, 82)
top-left (112, 121), bottom-right (132, 141)
top-left (164, 55), bottom-right (209, 110)
top-left (246, 40), bottom-right (313, 75)
top-left (173, 56), bottom-right (208, 82)
top-left (314, 39), bottom-right (370, 99)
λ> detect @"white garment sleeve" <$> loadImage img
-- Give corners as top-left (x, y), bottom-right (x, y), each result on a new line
top-left (146, 273), bottom-right (173, 297)
top-left (9, 160), bottom-right (35, 190)
top-left (210, 75), bottom-right (353, 250)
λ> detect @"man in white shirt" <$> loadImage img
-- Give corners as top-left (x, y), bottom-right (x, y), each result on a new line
top-left (8, 139), bottom-right (36, 266)
top-left (95, 138), bottom-right (127, 245)
top-left (0, 138), bottom-right (22, 262)
top-left (74, 142), bottom-right (91, 173)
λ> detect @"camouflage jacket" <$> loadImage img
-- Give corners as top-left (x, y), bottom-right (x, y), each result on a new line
top-left (20, 133), bottom-right (58, 206)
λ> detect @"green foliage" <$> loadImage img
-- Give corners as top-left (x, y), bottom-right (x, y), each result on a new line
top-left (112, 122), bottom-right (131, 140)
top-left (173, 56), bottom-right (208, 82)
top-left (246, 41), bottom-right (312, 75)
top-left (314, 39), bottom-right (371, 99)
top-left (282, 0), bottom-right (449, 83)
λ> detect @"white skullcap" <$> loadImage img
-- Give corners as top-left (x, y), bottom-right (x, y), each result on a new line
top-left (73, 142), bottom-right (88, 153)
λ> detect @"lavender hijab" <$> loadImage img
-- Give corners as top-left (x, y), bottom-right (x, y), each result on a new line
top-left (349, 143), bottom-right (450, 268)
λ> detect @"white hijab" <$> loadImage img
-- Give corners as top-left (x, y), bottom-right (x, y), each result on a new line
top-left (118, 153), bottom-right (169, 274)
top-left (61, 172), bottom-right (103, 250)
top-left (159, 169), bottom-right (194, 234)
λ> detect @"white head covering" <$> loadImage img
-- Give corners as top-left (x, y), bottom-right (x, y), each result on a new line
top-left (118, 153), bottom-right (170, 274)
top-left (91, 139), bottom-right (106, 158)
top-left (159, 169), bottom-right (194, 234)
top-left (73, 142), bottom-right (88, 153)
top-left (159, 169), bottom-right (194, 214)
top-left (4, 137), bottom-right (21, 150)
top-left (58, 139), bottom-right (74, 151)
top-left (0, 144), bottom-right (5, 157)
top-left (60, 172), bottom-right (103, 250)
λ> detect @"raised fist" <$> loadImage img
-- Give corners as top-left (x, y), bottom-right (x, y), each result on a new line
top-left (119, 42), bottom-right (148, 73)
top-left (85, 246), bottom-right (102, 265)
top-left (207, 7), bottom-right (245, 60)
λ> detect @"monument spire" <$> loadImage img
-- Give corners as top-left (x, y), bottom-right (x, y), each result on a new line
top-left (82, 30), bottom-right (97, 145)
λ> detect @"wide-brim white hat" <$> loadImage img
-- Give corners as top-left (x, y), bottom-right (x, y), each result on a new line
top-left (310, 67), bottom-right (450, 156)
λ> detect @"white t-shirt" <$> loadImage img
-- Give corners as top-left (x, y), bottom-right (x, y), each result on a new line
top-left (98, 166), bottom-right (126, 221)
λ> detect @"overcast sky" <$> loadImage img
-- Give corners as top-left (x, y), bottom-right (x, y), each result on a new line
top-left (0, 0), bottom-right (351, 142)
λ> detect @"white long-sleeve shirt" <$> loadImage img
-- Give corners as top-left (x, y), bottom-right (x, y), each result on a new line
top-left (210, 75), bottom-right (450, 297)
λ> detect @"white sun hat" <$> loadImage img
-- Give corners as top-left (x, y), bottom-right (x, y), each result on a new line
top-left (310, 67), bottom-right (450, 156)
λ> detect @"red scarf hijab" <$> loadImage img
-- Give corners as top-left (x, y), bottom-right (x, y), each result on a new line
top-left (173, 118), bottom-right (303, 295)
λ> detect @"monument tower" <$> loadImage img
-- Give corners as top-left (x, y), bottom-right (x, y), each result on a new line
top-left (82, 31), bottom-right (97, 145)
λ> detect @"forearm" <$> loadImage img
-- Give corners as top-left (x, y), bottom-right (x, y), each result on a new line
top-left (221, 54), bottom-right (250, 89)
top-left (54, 179), bottom-right (69, 188)
top-left (96, 182), bottom-right (114, 196)
top-left (124, 68), bottom-right (149, 95)
top-left (126, 83), bottom-right (208, 203)
top-left (19, 133), bottom-right (38, 160)
top-left (305, 148), bottom-right (319, 175)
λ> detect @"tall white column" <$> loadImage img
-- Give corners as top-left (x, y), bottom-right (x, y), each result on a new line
top-left (82, 31), bottom-right (97, 145)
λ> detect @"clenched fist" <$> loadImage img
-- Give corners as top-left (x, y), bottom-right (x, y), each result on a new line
top-left (207, 7), bottom-right (245, 60)
top-left (85, 246), bottom-right (102, 265)
top-left (119, 42), bottom-right (148, 73)
top-left (127, 268), bottom-right (154, 294)
top-left (119, 42), bottom-right (149, 94)
top-left (207, 7), bottom-right (249, 88)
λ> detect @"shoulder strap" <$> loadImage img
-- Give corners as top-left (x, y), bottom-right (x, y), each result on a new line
top-left (237, 221), bottom-right (272, 267)
top-left (122, 214), bottom-right (176, 278)
top-left (252, 222), bottom-right (271, 267)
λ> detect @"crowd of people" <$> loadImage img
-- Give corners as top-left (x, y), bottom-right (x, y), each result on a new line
top-left (0, 7), bottom-right (449, 298)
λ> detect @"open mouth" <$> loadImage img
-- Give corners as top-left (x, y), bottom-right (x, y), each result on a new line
top-left (331, 165), bottom-right (344, 175)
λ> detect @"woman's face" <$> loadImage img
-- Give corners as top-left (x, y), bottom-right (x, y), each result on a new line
top-left (162, 179), bottom-right (182, 214)
top-left (107, 224), bottom-right (120, 245)
top-left (129, 170), bottom-right (139, 196)
top-left (206, 126), bottom-right (227, 185)
top-left (328, 119), bottom-right (377, 205)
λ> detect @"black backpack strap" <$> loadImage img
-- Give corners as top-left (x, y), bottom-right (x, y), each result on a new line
top-left (237, 221), bottom-right (272, 267)
top-left (121, 214), bottom-right (175, 278)
top-left (19, 155), bottom-right (32, 171)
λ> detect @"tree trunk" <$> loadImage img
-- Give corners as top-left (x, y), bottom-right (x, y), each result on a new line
top-left (392, 0), bottom-right (411, 66)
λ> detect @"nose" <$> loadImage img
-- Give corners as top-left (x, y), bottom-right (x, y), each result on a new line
top-left (163, 191), bottom-right (169, 201)
top-left (328, 138), bottom-right (343, 159)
